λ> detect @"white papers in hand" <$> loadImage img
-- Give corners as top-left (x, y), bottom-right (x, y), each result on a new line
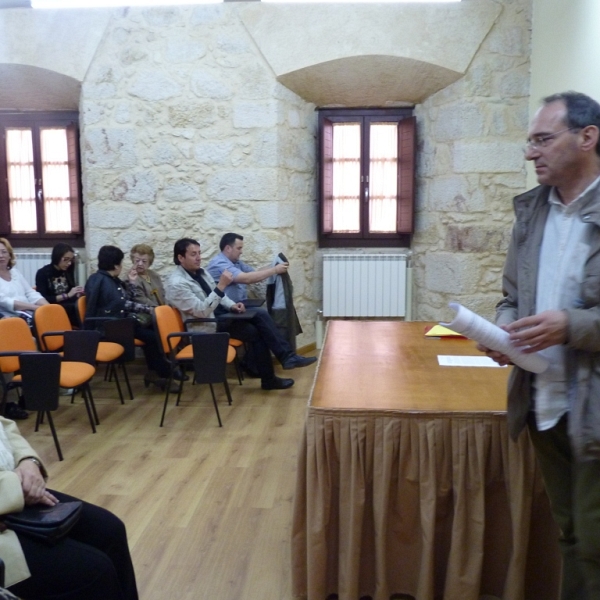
top-left (441, 302), bottom-right (549, 374)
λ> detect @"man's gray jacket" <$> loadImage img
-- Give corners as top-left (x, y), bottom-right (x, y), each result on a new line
top-left (497, 184), bottom-right (600, 460)
top-left (165, 265), bottom-right (235, 332)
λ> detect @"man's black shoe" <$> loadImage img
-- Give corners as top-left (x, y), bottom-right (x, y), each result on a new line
top-left (261, 377), bottom-right (295, 390)
top-left (281, 355), bottom-right (317, 370)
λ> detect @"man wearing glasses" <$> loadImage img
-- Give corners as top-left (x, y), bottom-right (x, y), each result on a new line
top-left (479, 91), bottom-right (600, 599)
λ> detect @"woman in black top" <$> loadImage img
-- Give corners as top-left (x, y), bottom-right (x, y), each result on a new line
top-left (84, 245), bottom-right (178, 389)
top-left (35, 244), bottom-right (84, 326)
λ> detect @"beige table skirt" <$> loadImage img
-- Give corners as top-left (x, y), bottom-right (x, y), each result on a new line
top-left (291, 408), bottom-right (561, 600)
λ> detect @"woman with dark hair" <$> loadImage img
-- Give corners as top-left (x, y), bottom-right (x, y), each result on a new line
top-left (35, 243), bottom-right (84, 326)
top-left (84, 245), bottom-right (176, 388)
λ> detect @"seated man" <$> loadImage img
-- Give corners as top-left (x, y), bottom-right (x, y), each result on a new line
top-left (207, 232), bottom-right (288, 303)
top-left (165, 239), bottom-right (316, 391)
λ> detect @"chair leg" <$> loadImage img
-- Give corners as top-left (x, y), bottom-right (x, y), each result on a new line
top-left (159, 379), bottom-right (172, 427)
top-left (208, 385), bottom-right (223, 427)
top-left (233, 356), bottom-right (243, 386)
top-left (121, 363), bottom-right (134, 400)
top-left (35, 411), bottom-right (43, 432)
top-left (175, 377), bottom-right (184, 406)
top-left (45, 411), bottom-right (63, 461)
top-left (223, 380), bottom-right (233, 406)
top-left (81, 385), bottom-right (97, 433)
top-left (109, 364), bottom-right (124, 404)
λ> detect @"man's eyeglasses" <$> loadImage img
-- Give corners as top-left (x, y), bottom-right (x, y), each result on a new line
top-left (524, 127), bottom-right (579, 152)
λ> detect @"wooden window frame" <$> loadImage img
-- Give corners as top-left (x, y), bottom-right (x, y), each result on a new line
top-left (0, 111), bottom-right (84, 248)
top-left (318, 107), bottom-right (415, 248)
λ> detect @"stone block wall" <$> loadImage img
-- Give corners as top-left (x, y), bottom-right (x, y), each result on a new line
top-left (80, 5), bottom-right (318, 346)
top-left (414, 0), bottom-right (532, 323)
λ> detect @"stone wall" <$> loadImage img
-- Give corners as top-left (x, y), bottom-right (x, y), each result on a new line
top-left (414, 0), bottom-right (532, 323)
top-left (80, 5), bottom-right (318, 346)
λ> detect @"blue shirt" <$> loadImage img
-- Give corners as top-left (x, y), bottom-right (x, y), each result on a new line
top-left (207, 252), bottom-right (255, 303)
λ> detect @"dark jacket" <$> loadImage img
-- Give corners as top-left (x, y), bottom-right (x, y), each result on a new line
top-left (35, 263), bottom-right (76, 303)
top-left (84, 270), bottom-right (150, 322)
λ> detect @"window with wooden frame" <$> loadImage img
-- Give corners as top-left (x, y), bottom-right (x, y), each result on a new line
top-left (318, 108), bottom-right (416, 248)
top-left (0, 111), bottom-right (83, 247)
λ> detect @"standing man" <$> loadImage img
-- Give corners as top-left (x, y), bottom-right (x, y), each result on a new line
top-left (479, 92), bottom-right (600, 599)
top-left (207, 233), bottom-right (288, 303)
top-left (165, 238), bottom-right (316, 391)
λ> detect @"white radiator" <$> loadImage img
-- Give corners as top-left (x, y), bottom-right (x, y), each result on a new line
top-left (323, 254), bottom-right (412, 318)
top-left (15, 252), bottom-right (85, 287)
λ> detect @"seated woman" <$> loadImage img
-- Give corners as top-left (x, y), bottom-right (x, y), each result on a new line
top-left (127, 244), bottom-right (166, 308)
top-left (0, 238), bottom-right (48, 420)
top-left (0, 416), bottom-right (138, 600)
top-left (0, 238), bottom-right (48, 320)
top-left (35, 243), bottom-right (85, 326)
top-left (84, 245), bottom-right (175, 389)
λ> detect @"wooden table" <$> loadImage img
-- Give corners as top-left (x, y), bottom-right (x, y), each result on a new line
top-left (291, 321), bottom-right (560, 600)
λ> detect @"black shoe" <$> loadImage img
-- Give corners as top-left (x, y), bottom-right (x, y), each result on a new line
top-left (4, 402), bottom-right (28, 420)
top-left (281, 355), bottom-right (317, 370)
top-left (261, 377), bottom-right (294, 390)
top-left (172, 368), bottom-right (189, 381)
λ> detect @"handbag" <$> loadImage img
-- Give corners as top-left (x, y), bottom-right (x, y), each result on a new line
top-left (3, 501), bottom-right (82, 545)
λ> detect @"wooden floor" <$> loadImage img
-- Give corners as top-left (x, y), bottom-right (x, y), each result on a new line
top-left (15, 355), bottom-right (317, 600)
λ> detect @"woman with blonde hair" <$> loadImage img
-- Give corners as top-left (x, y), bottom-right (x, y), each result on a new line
top-left (0, 238), bottom-right (48, 420)
top-left (126, 243), bottom-right (165, 308)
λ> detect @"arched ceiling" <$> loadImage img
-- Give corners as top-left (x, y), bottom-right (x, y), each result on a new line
top-left (0, 63), bottom-right (80, 110)
top-left (240, 1), bottom-right (502, 107)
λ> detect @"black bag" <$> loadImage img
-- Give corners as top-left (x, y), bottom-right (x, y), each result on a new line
top-left (3, 501), bottom-right (82, 545)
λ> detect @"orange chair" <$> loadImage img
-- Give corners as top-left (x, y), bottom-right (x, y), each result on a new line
top-left (154, 306), bottom-right (236, 426)
top-left (34, 304), bottom-right (128, 403)
top-left (0, 317), bottom-right (99, 433)
top-left (0, 317), bottom-right (36, 413)
top-left (78, 295), bottom-right (145, 349)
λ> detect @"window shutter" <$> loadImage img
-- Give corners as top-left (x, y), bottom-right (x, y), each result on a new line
top-left (321, 119), bottom-right (334, 234)
top-left (66, 122), bottom-right (81, 234)
top-left (397, 116), bottom-right (416, 234)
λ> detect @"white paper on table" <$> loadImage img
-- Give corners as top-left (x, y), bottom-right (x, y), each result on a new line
top-left (441, 302), bottom-right (549, 374)
top-left (437, 355), bottom-right (507, 368)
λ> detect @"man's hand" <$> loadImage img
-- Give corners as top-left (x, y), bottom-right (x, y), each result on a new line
top-left (476, 343), bottom-right (513, 366)
top-left (231, 302), bottom-right (246, 314)
top-left (217, 270), bottom-right (234, 292)
top-left (505, 310), bottom-right (568, 353)
top-left (274, 263), bottom-right (289, 275)
top-left (15, 460), bottom-right (58, 506)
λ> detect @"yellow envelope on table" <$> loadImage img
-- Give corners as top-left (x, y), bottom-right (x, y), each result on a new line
top-left (424, 324), bottom-right (466, 338)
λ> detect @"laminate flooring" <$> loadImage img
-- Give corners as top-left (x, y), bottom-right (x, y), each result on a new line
top-left (15, 355), bottom-right (318, 600)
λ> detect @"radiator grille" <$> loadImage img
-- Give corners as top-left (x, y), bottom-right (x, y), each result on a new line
top-left (14, 253), bottom-right (51, 287)
top-left (323, 254), bottom-right (410, 318)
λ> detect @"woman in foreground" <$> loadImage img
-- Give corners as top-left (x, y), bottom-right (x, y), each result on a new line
top-left (1, 416), bottom-right (138, 599)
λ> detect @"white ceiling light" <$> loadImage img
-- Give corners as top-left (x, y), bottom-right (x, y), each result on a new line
top-left (31, 0), bottom-right (220, 8)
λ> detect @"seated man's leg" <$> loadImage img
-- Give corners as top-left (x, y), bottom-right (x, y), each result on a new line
top-left (219, 321), bottom-right (293, 389)
top-left (247, 310), bottom-right (316, 369)
top-left (9, 491), bottom-right (137, 600)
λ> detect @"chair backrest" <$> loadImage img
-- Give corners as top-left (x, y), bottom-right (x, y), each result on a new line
top-left (77, 295), bottom-right (86, 328)
top-left (19, 353), bottom-right (61, 412)
top-left (154, 306), bottom-right (184, 355)
top-left (0, 318), bottom-right (36, 374)
top-left (192, 332), bottom-right (230, 385)
top-left (34, 304), bottom-right (72, 351)
top-left (63, 330), bottom-right (101, 366)
top-left (103, 318), bottom-right (136, 362)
